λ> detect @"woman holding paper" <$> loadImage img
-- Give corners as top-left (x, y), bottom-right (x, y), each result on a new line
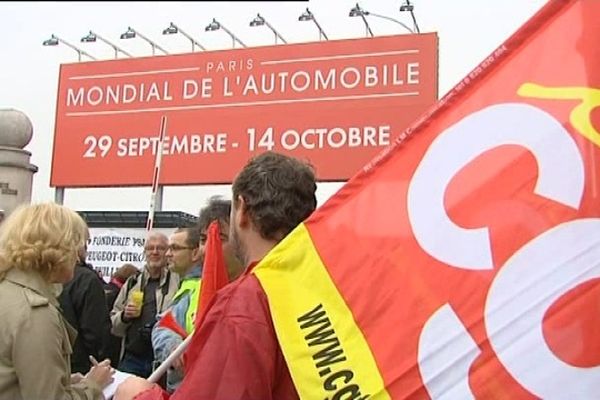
top-left (0, 203), bottom-right (114, 400)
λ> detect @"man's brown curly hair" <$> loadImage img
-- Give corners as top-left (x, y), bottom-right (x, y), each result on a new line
top-left (232, 151), bottom-right (317, 241)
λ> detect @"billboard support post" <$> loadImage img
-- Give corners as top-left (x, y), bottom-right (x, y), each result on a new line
top-left (156, 185), bottom-right (163, 212)
top-left (55, 187), bottom-right (64, 205)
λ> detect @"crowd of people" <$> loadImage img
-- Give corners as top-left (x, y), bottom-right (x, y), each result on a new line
top-left (0, 151), bottom-right (317, 400)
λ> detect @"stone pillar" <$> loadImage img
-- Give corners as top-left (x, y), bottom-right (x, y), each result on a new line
top-left (0, 109), bottom-right (38, 217)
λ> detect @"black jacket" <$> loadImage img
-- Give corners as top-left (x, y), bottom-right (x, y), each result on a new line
top-left (104, 280), bottom-right (121, 311)
top-left (58, 261), bottom-right (112, 374)
top-left (104, 279), bottom-right (125, 367)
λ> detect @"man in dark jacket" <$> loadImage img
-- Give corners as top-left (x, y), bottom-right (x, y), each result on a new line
top-left (59, 227), bottom-right (112, 374)
top-left (104, 263), bottom-right (140, 367)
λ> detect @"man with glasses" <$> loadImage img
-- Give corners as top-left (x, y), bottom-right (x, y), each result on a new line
top-left (152, 197), bottom-right (242, 392)
top-left (110, 231), bottom-right (180, 378)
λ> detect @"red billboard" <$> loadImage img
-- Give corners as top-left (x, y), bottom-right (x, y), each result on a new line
top-left (50, 33), bottom-right (438, 187)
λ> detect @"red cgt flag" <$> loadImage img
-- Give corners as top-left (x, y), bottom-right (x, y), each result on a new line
top-left (253, 1), bottom-right (600, 399)
top-left (185, 220), bottom-right (229, 369)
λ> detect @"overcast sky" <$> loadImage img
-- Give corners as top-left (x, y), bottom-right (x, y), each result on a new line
top-left (0, 0), bottom-right (548, 215)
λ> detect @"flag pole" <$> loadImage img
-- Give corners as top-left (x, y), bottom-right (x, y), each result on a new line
top-left (147, 334), bottom-right (193, 383)
top-left (146, 116), bottom-right (168, 232)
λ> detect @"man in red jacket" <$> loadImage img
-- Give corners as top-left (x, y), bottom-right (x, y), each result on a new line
top-left (115, 151), bottom-right (317, 400)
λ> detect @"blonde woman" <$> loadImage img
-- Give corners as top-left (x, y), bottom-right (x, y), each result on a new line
top-left (0, 203), bottom-right (113, 399)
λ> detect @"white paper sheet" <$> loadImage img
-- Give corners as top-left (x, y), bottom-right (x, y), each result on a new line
top-left (103, 369), bottom-right (134, 400)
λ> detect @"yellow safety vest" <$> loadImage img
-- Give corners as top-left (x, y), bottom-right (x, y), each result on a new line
top-left (172, 277), bottom-right (202, 334)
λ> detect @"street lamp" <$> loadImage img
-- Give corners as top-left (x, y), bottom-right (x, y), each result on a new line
top-left (81, 30), bottom-right (133, 59)
top-left (42, 34), bottom-right (97, 62)
top-left (120, 26), bottom-right (169, 56)
top-left (162, 22), bottom-right (206, 52)
top-left (249, 13), bottom-right (287, 44)
top-left (400, 0), bottom-right (421, 34)
top-left (349, 4), bottom-right (374, 37)
top-left (349, 4), bottom-right (415, 34)
top-left (205, 18), bottom-right (247, 48)
top-left (298, 8), bottom-right (328, 41)
top-left (43, 33), bottom-right (96, 205)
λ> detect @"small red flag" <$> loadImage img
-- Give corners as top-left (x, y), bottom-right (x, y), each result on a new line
top-left (184, 220), bottom-right (229, 369)
top-left (156, 310), bottom-right (188, 339)
top-left (196, 221), bottom-right (229, 328)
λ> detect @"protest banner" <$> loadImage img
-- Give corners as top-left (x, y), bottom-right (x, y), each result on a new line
top-left (87, 227), bottom-right (173, 279)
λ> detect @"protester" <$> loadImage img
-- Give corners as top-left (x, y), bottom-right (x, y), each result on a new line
top-left (152, 197), bottom-right (242, 392)
top-left (105, 263), bottom-right (140, 367)
top-left (59, 225), bottom-right (113, 374)
top-left (197, 197), bottom-right (244, 282)
top-left (115, 151), bottom-right (317, 400)
top-left (110, 231), bottom-right (179, 378)
top-left (0, 203), bottom-right (113, 399)
top-left (151, 225), bottom-right (202, 392)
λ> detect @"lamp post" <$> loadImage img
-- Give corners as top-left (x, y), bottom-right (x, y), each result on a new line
top-left (81, 31), bottom-right (133, 59)
top-left (205, 18), bottom-right (247, 48)
top-left (349, 4), bottom-right (415, 34)
top-left (42, 34), bottom-right (96, 204)
top-left (42, 34), bottom-right (97, 62)
top-left (249, 13), bottom-right (287, 44)
top-left (400, 0), bottom-right (421, 34)
top-left (298, 8), bottom-right (328, 41)
top-left (162, 22), bottom-right (206, 52)
top-left (349, 4), bottom-right (374, 37)
top-left (120, 26), bottom-right (169, 56)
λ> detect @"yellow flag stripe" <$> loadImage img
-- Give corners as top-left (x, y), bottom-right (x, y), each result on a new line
top-left (254, 224), bottom-right (390, 400)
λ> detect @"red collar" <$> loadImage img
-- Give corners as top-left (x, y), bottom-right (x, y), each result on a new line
top-left (110, 277), bottom-right (124, 289)
top-left (244, 261), bottom-right (260, 276)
